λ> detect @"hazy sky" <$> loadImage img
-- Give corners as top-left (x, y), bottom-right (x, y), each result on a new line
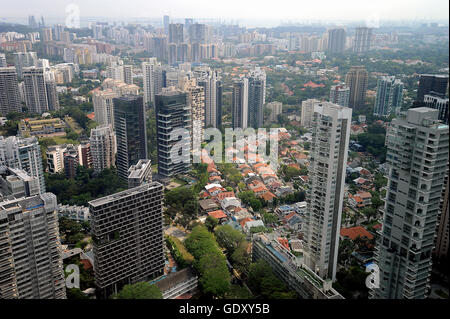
top-left (1, 0), bottom-right (449, 24)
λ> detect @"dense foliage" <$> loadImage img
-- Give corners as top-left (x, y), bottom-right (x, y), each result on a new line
top-left (45, 167), bottom-right (127, 206)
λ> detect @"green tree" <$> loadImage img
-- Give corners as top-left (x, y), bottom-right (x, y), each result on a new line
top-left (114, 282), bottom-right (162, 299)
top-left (205, 216), bottom-right (218, 232)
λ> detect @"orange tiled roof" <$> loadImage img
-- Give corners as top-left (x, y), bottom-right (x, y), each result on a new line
top-left (340, 226), bottom-right (374, 240)
top-left (208, 210), bottom-right (228, 219)
top-left (278, 238), bottom-right (289, 250)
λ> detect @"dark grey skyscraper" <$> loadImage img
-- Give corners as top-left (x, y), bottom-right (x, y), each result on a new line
top-left (424, 94), bottom-right (449, 125)
top-left (90, 183), bottom-right (165, 299)
top-left (0, 67), bottom-right (22, 116)
top-left (248, 68), bottom-right (266, 129)
top-left (327, 28), bottom-right (346, 54)
top-left (345, 66), bottom-right (368, 110)
top-left (46, 81), bottom-right (60, 111)
top-left (155, 90), bottom-right (191, 178)
top-left (113, 95), bottom-right (148, 180)
top-left (416, 74), bottom-right (449, 102)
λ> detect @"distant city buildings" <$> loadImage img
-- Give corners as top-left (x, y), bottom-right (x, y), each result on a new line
top-left (327, 28), bottom-right (346, 54)
top-left (353, 27), bottom-right (372, 53)
top-left (373, 76), bottom-right (404, 117)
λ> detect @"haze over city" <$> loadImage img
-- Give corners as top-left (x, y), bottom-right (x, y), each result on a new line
top-left (1, 0), bottom-right (449, 27)
top-left (0, 0), bottom-right (449, 310)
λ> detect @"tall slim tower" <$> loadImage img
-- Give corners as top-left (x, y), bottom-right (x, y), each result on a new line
top-left (303, 102), bottom-right (352, 281)
top-left (345, 66), bottom-right (368, 110)
top-left (232, 77), bottom-right (248, 129)
top-left (163, 15), bottom-right (170, 35)
top-left (0, 67), bottom-right (22, 115)
top-left (371, 108), bottom-right (449, 299)
top-left (89, 183), bottom-right (165, 298)
top-left (113, 95), bottom-right (148, 180)
top-left (90, 124), bottom-right (116, 173)
top-left (248, 68), bottom-right (266, 129)
top-left (373, 76), bottom-right (404, 117)
top-left (327, 28), bottom-right (346, 54)
top-left (180, 78), bottom-right (205, 155)
top-left (142, 58), bottom-right (163, 107)
top-left (195, 68), bottom-right (222, 128)
top-left (93, 89), bottom-right (117, 128)
top-left (353, 27), bottom-right (372, 53)
top-left (0, 193), bottom-right (66, 299)
top-left (23, 67), bottom-right (49, 114)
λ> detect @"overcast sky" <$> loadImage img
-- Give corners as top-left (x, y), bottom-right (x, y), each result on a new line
top-left (1, 0), bottom-right (449, 25)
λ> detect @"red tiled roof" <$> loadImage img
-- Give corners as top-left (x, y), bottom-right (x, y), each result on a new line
top-left (340, 226), bottom-right (374, 240)
top-left (260, 192), bottom-right (276, 201)
top-left (240, 217), bottom-right (254, 228)
top-left (278, 238), bottom-right (290, 250)
top-left (208, 210), bottom-right (228, 219)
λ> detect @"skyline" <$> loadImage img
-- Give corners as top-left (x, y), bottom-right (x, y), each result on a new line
top-left (0, 0), bottom-right (449, 28)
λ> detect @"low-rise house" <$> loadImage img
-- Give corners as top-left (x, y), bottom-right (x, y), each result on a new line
top-left (208, 210), bottom-right (229, 223)
top-left (292, 201), bottom-right (307, 215)
top-left (243, 219), bottom-right (265, 233)
top-left (199, 199), bottom-right (219, 213)
top-left (260, 191), bottom-right (276, 203)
